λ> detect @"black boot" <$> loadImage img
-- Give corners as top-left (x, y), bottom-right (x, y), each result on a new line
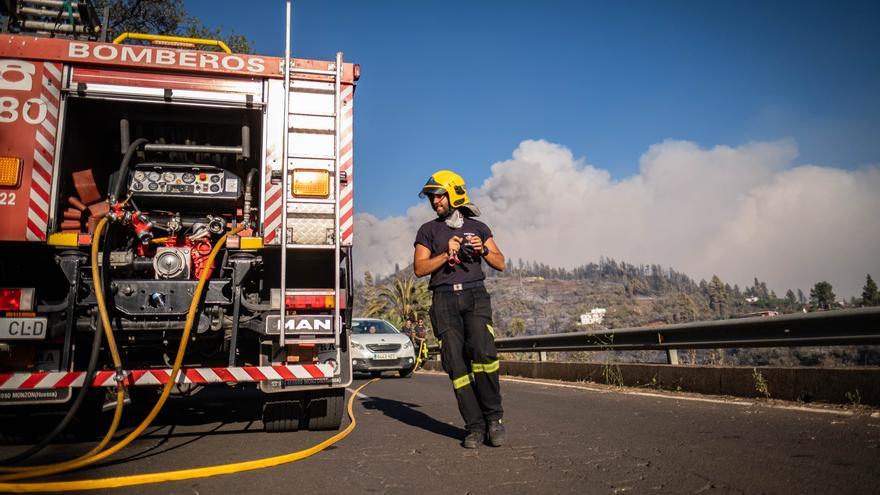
top-left (486, 419), bottom-right (505, 447)
top-left (462, 430), bottom-right (484, 449)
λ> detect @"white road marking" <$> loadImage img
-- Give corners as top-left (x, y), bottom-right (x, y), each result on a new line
top-left (346, 387), bottom-right (370, 400)
top-left (416, 370), bottom-right (862, 416)
top-left (497, 375), bottom-right (858, 417)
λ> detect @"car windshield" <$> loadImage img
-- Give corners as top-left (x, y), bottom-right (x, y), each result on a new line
top-left (352, 320), bottom-right (399, 335)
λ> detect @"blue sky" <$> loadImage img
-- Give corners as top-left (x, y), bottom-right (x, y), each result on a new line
top-left (188, 0), bottom-right (879, 218)
top-left (185, 1), bottom-right (879, 296)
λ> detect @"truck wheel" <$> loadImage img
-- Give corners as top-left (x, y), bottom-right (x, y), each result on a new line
top-left (306, 388), bottom-right (345, 431)
top-left (370, 371), bottom-right (382, 378)
top-left (262, 400), bottom-right (301, 432)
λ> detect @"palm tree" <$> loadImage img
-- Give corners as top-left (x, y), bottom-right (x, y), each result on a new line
top-left (365, 276), bottom-right (431, 327)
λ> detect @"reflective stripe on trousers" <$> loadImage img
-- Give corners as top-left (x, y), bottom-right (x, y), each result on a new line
top-left (471, 359), bottom-right (500, 374)
top-left (430, 286), bottom-right (503, 431)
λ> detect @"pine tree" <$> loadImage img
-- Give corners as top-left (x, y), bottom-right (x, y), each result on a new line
top-left (759, 282), bottom-right (770, 301)
top-left (785, 289), bottom-right (797, 307)
top-left (862, 274), bottom-right (879, 306)
top-left (709, 275), bottom-right (728, 316)
top-left (810, 281), bottom-right (836, 310)
top-left (797, 289), bottom-right (806, 304)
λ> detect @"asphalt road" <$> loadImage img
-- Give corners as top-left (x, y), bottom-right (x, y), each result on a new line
top-left (1, 371), bottom-right (878, 494)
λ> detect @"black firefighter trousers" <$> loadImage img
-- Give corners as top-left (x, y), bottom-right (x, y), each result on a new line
top-left (429, 286), bottom-right (503, 432)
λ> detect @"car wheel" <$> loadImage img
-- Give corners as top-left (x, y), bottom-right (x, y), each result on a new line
top-left (398, 367), bottom-right (414, 378)
top-left (306, 388), bottom-right (345, 431)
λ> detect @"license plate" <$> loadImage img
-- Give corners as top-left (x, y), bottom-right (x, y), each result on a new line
top-left (0, 318), bottom-right (47, 340)
top-left (374, 353), bottom-right (396, 360)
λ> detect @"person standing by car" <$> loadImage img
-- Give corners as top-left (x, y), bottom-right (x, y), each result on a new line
top-left (414, 319), bottom-right (428, 361)
top-left (412, 170), bottom-right (506, 449)
top-left (401, 318), bottom-right (415, 343)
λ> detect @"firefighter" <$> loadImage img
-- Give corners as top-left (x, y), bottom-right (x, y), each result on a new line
top-left (412, 170), bottom-right (506, 449)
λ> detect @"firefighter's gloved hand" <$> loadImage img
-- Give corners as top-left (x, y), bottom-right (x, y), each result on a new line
top-left (448, 235), bottom-right (462, 259)
top-left (465, 235), bottom-right (484, 256)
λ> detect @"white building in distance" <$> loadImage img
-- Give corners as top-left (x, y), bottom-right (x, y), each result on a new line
top-left (579, 308), bottom-right (606, 325)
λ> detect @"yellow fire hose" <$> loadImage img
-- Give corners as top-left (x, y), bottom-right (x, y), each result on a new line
top-left (0, 219), bottom-right (377, 492)
top-left (0, 218), bottom-right (127, 474)
top-left (0, 378), bottom-right (377, 492)
top-left (0, 220), bottom-right (243, 482)
top-left (413, 340), bottom-right (428, 372)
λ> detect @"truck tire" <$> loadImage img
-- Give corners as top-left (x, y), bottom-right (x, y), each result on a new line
top-left (262, 400), bottom-right (301, 432)
top-left (306, 388), bottom-right (344, 431)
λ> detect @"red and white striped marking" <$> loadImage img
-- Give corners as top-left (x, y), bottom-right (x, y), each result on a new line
top-left (0, 364), bottom-right (335, 389)
top-left (262, 83), bottom-right (355, 245)
top-left (262, 160), bottom-right (283, 244)
top-left (25, 62), bottom-right (62, 242)
top-left (339, 83), bottom-right (354, 246)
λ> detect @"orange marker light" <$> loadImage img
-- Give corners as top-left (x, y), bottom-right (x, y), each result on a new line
top-left (292, 169), bottom-right (330, 197)
top-left (0, 157), bottom-right (22, 188)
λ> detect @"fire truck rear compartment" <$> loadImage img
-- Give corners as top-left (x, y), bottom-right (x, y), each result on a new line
top-left (56, 98), bottom-right (264, 221)
top-left (41, 98), bottom-right (266, 368)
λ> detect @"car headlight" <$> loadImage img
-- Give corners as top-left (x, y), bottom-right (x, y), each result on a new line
top-left (403, 340), bottom-right (412, 349)
top-left (351, 341), bottom-right (364, 350)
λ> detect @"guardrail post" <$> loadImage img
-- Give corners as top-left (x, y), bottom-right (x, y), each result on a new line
top-left (538, 351), bottom-right (547, 362)
top-left (666, 349), bottom-right (679, 365)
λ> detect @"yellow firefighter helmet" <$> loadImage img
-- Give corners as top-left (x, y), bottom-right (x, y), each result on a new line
top-left (419, 170), bottom-right (469, 207)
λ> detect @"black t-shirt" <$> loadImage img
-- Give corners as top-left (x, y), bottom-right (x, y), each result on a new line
top-left (414, 216), bottom-right (493, 289)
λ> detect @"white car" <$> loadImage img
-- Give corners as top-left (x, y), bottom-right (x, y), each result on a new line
top-left (350, 318), bottom-right (417, 378)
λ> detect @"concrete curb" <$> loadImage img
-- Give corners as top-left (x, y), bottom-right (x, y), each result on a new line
top-left (422, 360), bottom-right (879, 406)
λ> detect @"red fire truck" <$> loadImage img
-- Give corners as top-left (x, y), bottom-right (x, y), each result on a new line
top-left (0, 1), bottom-right (358, 434)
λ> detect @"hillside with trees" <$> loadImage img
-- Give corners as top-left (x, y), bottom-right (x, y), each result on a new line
top-left (355, 259), bottom-right (880, 367)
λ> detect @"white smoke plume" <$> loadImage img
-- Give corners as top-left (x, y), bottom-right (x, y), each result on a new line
top-left (354, 139), bottom-right (880, 298)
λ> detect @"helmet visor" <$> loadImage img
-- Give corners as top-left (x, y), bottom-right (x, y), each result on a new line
top-left (419, 186), bottom-right (447, 198)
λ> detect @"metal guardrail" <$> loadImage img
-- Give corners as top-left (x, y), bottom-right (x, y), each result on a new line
top-left (425, 308), bottom-right (880, 359)
top-left (493, 307), bottom-right (880, 353)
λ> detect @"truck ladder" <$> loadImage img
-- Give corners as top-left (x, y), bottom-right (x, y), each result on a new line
top-left (279, 2), bottom-right (344, 351)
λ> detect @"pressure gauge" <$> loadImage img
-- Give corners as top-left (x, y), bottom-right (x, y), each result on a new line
top-left (182, 172), bottom-right (196, 184)
top-left (163, 172), bottom-right (176, 183)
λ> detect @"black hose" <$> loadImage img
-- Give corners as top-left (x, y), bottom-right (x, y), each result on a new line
top-left (1, 139), bottom-right (144, 464)
top-left (110, 138), bottom-right (149, 202)
top-left (35, 301), bottom-right (70, 313)
top-left (242, 168), bottom-right (257, 228)
top-left (0, 317), bottom-right (105, 465)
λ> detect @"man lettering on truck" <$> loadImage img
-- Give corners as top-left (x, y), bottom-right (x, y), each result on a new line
top-left (412, 170), bottom-right (506, 449)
